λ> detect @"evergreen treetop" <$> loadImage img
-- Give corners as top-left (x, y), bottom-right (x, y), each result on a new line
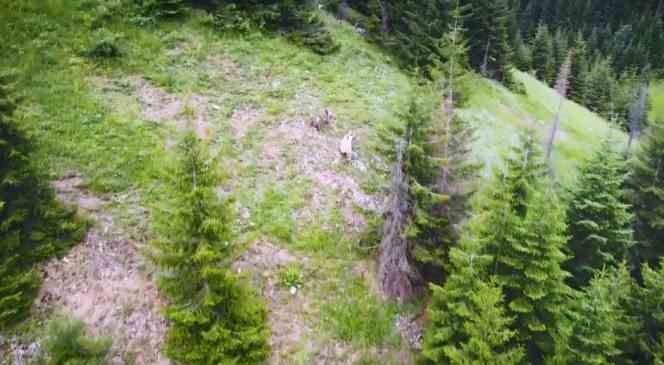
top-left (628, 118), bottom-right (664, 269)
top-left (563, 269), bottom-right (628, 364)
top-left (422, 214), bottom-right (524, 365)
top-left (565, 139), bottom-right (634, 288)
top-left (480, 133), bottom-right (572, 362)
top-left (151, 133), bottom-right (270, 364)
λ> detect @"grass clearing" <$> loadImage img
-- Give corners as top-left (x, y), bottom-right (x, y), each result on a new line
top-left (1, 1), bottom-right (625, 363)
top-left (651, 81), bottom-right (664, 123)
top-left (461, 70), bottom-right (625, 186)
top-left (320, 276), bottom-right (400, 349)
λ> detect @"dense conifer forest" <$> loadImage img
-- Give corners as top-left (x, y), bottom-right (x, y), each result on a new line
top-left (1, 0), bottom-right (663, 364)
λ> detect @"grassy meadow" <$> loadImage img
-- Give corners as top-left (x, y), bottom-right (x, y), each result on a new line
top-left (0, 1), bottom-right (626, 363)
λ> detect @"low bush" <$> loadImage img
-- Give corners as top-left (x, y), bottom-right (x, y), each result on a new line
top-left (212, 1), bottom-right (339, 55)
top-left (41, 317), bottom-right (111, 365)
top-left (85, 28), bottom-right (122, 59)
top-left (321, 278), bottom-right (399, 348)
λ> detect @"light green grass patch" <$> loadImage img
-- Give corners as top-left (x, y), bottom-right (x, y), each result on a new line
top-left (651, 81), bottom-right (664, 123)
top-left (320, 276), bottom-right (400, 348)
top-left (461, 70), bottom-right (625, 186)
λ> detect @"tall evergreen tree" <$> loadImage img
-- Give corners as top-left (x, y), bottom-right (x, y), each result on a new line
top-left (377, 100), bottom-right (446, 300)
top-left (552, 28), bottom-right (569, 73)
top-left (389, 0), bottom-right (451, 75)
top-left (583, 57), bottom-right (616, 118)
top-left (482, 133), bottom-right (572, 362)
top-left (422, 215), bottom-right (524, 365)
top-left (512, 33), bottom-right (533, 71)
top-left (565, 139), bottom-right (634, 288)
top-left (415, 1), bottom-right (482, 271)
top-left (0, 76), bottom-right (85, 329)
top-left (531, 24), bottom-right (556, 85)
top-left (568, 33), bottom-right (589, 105)
top-left (151, 133), bottom-right (270, 364)
top-left (563, 270), bottom-right (629, 364)
top-left (627, 118), bottom-right (664, 269)
top-left (463, 0), bottom-right (513, 80)
top-left (637, 259), bottom-right (664, 363)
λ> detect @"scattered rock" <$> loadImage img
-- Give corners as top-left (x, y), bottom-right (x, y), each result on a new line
top-left (136, 78), bottom-right (183, 124)
top-left (314, 170), bottom-right (381, 213)
top-left (2, 340), bottom-right (41, 365)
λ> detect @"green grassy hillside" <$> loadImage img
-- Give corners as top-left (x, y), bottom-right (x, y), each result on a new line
top-left (461, 70), bottom-right (626, 186)
top-left (0, 2), bottom-right (623, 363)
top-left (652, 82), bottom-right (664, 123)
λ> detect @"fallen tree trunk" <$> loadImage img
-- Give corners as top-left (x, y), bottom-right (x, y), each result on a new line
top-left (377, 141), bottom-right (422, 303)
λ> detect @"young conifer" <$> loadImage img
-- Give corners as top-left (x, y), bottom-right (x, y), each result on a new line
top-left (627, 119), bottom-right (664, 269)
top-left (423, 216), bottom-right (524, 365)
top-left (531, 24), bottom-right (556, 85)
top-left (564, 270), bottom-right (627, 364)
top-left (377, 100), bottom-right (446, 301)
top-left (565, 139), bottom-right (634, 288)
top-left (151, 133), bottom-right (270, 364)
top-left (482, 133), bottom-right (572, 362)
top-left (464, 0), bottom-right (513, 80)
top-left (637, 259), bottom-right (664, 362)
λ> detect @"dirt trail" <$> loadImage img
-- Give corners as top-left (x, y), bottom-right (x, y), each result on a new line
top-left (36, 172), bottom-right (168, 365)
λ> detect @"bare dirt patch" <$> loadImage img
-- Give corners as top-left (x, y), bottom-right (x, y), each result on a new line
top-left (36, 172), bottom-right (168, 365)
top-left (233, 241), bottom-right (312, 365)
top-left (230, 106), bottom-right (263, 141)
top-left (90, 75), bottom-right (218, 140)
top-left (259, 120), bottom-right (384, 230)
top-left (202, 55), bottom-right (242, 83)
top-left (135, 79), bottom-right (216, 140)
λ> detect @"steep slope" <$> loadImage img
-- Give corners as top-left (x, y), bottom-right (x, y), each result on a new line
top-left (652, 81), bottom-right (664, 123)
top-left (0, 2), bottom-right (623, 364)
top-left (461, 71), bottom-right (626, 186)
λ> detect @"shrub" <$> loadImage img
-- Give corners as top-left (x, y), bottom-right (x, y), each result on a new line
top-left (85, 29), bottom-right (122, 59)
top-left (212, 1), bottom-right (339, 55)
top-left (278, 264), bottom-right (304, 290)
top-left (321, 278), bottom-right (399, 347)
top-left (132, 0), bottom-right (186, 23)
top-left (41, 317), bottom-right (111, 365)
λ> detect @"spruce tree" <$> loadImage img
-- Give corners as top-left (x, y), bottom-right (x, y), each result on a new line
top-left (151, 133), bottom-right (270, 364)
top-left (464, 0), bottom-right (513, 80)
top-left (0, 76), bottom-right (84, 329)
top-left (415, 1), bottom-right (482, 271)
top-left (482, 133), bottom-right (572, 362)
top-left (512, 33), bottom-right (533, 71)
top-left (552, 28), bottom-right (569, 73)
top-left (568, 33), bottom-right (589, 105)
top-left (564, 270), bottom-right (628, 364)
top-left (627, 118), bottom-right (664, 269)
top-left (390, 0), bottom-right (450, 75)
top-left (583, 57), bottom-right (616, 117)
top-left (377, 100), bottom-right (446, 300)
top-left (565, 139), bottom-right (634, 288)
top-left (422, 217), bottom-right (524, 365)
top-left (638, 259), bottom-right (664, 363)
top-left (531, 24), bottom-right (556, 85)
